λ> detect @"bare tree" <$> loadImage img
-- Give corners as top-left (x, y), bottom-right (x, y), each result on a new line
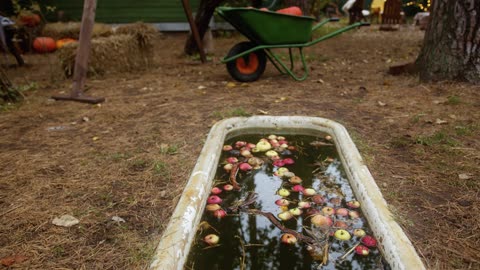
top-left (416, 0), bottom-right (480, 83)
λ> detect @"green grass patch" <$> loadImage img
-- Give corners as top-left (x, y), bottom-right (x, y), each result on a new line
top-left (160, 144), bottom-right (178, 155)
top-left (446, 95), bottom-right (461, 105)
top-left (415, 131), bottom-right (458, 147)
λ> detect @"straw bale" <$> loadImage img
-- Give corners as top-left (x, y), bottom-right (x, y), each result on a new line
top-left (57, 34), bottom-right (151, 77)
top-left (114, 22), bottom-right (159, 51)
top-left (42, 22), bottom-right (113, 40)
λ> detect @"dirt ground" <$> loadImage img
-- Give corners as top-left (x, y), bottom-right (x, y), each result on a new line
top-left (1, 25), bottom-right (479, 269)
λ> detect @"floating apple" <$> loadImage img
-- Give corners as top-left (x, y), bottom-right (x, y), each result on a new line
top-left (325, 157), bottom-right (335, 163)
top-left (346, 200), bottom-right (361, 209)
top-left (361, 235), bottom-right (377, 247)
top-left (349, 210), bottom-right (360, 219)
top-left (248, 157), bottom-right (263, 167)
top-left (223, 184), bottom-right (233, 191)
top-left (275, 199), bottom-right (290, 206)
top-left (247, 143), bottom-right (256, 149)
top-left (239, 162), bottom-right (252, 171)
top-left (223, 163), bottom-right (233, 172)
top-left (289, 207), bottom-right (302, 216)
top-left (256, 140), bottom-right (271, 152)
top-left (226, 157), bottom-right (238, 164)
top-left (325, 135), bottom-right (332, 141)
top-left (355, 245), bottom-right (370, 256)
top-left (311, 214), bottom-right (333, 227)
top-left (273, 159), bottom-right (285, 167)
top-left (353, 228), bottom-right (366, 237)
top-left (204, 234), bottom-right (219, 245)
top-left (266, 150), bottom-right (278, 158)
top-left (281, 233), bottom-right (297, 244)
top-left (305, 208), bottom-right (320, 216)
top-left (275, 167), bottom-right (289, 177)
top-left (211, 187), bottom-right (222, 195)
top-left (302, 188), bottom-right (316, 196)
top-left (277, 136), bottom-right (286, 141)
top-left (206, 204), bottom-right (221, 211)
top-left (334, 229), bottom-right (351, 241)
top-left (282, 171), bottom-right (295, 178)
top-left (278, 211), bottom-right (294, 221)
top-left (283, 158), bottom-right (295, 165)
top-left (336, 208), bottom-right (349, 217)
top-left (334, 220), bottom-right (348, 229)
top-left (207, 195), bottom-right (222, 204)
top-left (240, 149), bottom-right (252, 158)
top-left (277, 188), bottom-right (291, 197)
top-left (321, 206), bottom-right (335, 216)
top-left (298, 201), bottom-right (311, 209)
top-left (223, 145), bottom-right (233, 151)
top-left (292, 185), bottom-right (304, 192)
top-left (213, 209), bottom-right (226, 219)
top-left (312, 194), bottom-right (326, 204)
top-left (289, 176), bottom-right (302, 184)
top-left (268, 134), bottom-right (277, 140)
top-left (235, 141), bottom-right (247, 148)
top-left (230, 149), bottom-right (240, 156)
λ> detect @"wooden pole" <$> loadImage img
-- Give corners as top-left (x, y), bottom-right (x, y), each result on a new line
top-left (52, 0), bottom-right (104, 104)
top-left (181, 0), bottom-right (207, 63)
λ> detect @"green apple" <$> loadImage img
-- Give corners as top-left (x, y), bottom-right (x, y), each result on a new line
top-left (334, 229), bottom-right (351, 241)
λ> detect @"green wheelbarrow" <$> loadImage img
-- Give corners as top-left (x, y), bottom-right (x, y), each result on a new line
top-left (217, 7), bottom-right (368, 82)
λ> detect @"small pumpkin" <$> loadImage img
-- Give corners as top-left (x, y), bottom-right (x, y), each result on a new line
top-left (276, 6), bottom-right (302, 16)
top-left (56, 38), bottom-right (77, 49)
top-left (19, 13), bottom-right (41, 27)
top-left (33, 37), bottom-right (56, 53)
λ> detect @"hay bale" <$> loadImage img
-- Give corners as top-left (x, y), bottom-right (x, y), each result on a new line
top-left (58, 34), bottom-right (150, 77)
top-left (42, 22), bottom-right (113, 40)
top-left (114, 22), bottom-right (159, 51)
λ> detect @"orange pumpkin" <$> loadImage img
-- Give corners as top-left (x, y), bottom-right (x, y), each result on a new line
top-left (56, 38), bottom-right (77, 49)
top-left (33, 37), bottom-right (57, 53)
top-left (276, 6), bottom-right (302, 16)
top-left (19, 14), bottom-right (41, 27)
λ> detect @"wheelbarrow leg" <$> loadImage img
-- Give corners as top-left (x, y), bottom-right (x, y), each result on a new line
top-left (265, 47), bottom-right (309, 81)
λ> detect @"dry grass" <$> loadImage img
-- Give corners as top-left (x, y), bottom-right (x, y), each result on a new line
top-left (42, 22), bottom-right (113, 40)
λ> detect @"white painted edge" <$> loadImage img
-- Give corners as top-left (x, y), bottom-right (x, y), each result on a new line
top-left (150, 116), bottom-right (425, 270)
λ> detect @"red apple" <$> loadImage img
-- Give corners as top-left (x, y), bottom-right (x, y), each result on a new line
top-left (311, 214), bottom-right (333, 227)
top-left (204, 234), bottom-right (219, 245)
top-left (211, 187), bottom-right (222, 195)
top-left (207, 195), bottom-right (222, 204)
top-left (355, 245), bottom-right (370, 255)
top-left (281, 233), bottom-right (297, 244)
top-left (361, 235), bottom-right (377, 247)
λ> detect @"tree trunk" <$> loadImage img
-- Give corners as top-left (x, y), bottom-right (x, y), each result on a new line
top-left (184, 0), bottom-right (225, 55)
top-left (416, 0), bottom-right (480, 83)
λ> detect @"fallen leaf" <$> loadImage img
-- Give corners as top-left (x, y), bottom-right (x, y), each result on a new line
top-left (226, 82), bottom-right (236, 88)
top-left (435, 119), bottom-right (448, 125)
top-left (317, 79), bottom-right (324, 84)
top-left (458, 173), bottom-right (473, 180)
top-left (257, 109), bottom-right (269, 115)
top-left (378, 101), bottom-right (387, 106)
top-left (92, 136), bottom-right (99, 141)
top-left (52, 215), bottom-right (79, 227)
top-left (197, 85), bottom-right (207, 90)
top-left (112, 216), bottom-right (126, 223)
top-left (82, 116), bottom-right (90, 122)
top-left (0, 254), bottom-right (27, 267)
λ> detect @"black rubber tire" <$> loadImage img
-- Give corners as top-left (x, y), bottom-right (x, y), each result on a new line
top-left (226, 42), bottom-right (267, 82)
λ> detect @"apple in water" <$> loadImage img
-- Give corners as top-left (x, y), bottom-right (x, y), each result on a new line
top-left (302, 188), bottom-right (316, 196)
top-left (353, 228), bottom-right (366, 237)
top-left (355, 245), bottom-right (370, 256)
top-left (255, 140), bottom-right (272, 152)
top-left (213, 209), bottom-right (226, 219)
top-left (211, 187), bottom-right (222, 195)
top-left (205, 204), bottom-right (221, 211)
top-left (361, 235), bottom-right (377, 247)
top-left (334, 229), bottom-right (351, 241)
top-left (311, 214), bottom-right (333, 227)
top-left (346, 200), bottom-right (361, 209)
top-left (321, 206), bottom-right (335, 216)
top-left (278, 211), bottom-right (294, 221)
top-left (292, 185), bottom-right (304, 192)
top-left (223, 184), bottom-right (234, 191)
top-left (223, 145), bottom-right (233, 151)
top-left (298, 201), bottom-right (311, 209)
top-left (336, 208), bottom-right (349, 217)
top-left (204, 234), bottom-right (219, 245)
top-left (281, 233), bottom-right (297, 244)
top-left (289, 207), bottom-right (302, 216)
top-left (349, 210), bottom-right (360, 219)
top-left (275, 199), bottom-right (290, 206)
top-left (207, 195), bottom-right (222, 204)
top-left (289, 176), bottom-right (302, 184)
top-left (277, 188), bottom-right (291, 197)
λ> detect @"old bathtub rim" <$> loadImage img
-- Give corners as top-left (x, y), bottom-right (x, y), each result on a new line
top-left (149, 116), bottom-right (425, 270)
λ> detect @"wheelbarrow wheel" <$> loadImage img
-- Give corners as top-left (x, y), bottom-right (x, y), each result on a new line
top-left (226, 42), bottom-right (266, 82)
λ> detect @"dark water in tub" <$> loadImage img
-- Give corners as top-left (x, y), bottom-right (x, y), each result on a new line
top-left (185, 135), bottom-right (387, 270)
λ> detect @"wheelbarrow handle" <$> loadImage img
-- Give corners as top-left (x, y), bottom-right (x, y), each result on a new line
top-left (329, 17), bottom-right (340, 22)
top-left (360, 22), bottom-right (371, 27)
top-left (312, 18), bottom-right (337, 32)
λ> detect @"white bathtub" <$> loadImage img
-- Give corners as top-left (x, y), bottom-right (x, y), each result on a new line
top-left (149, 116), bottom-right (425, 270)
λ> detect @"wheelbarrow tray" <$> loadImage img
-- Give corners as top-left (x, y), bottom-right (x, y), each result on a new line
top-left (217, 7), bottom-right (315, 45)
